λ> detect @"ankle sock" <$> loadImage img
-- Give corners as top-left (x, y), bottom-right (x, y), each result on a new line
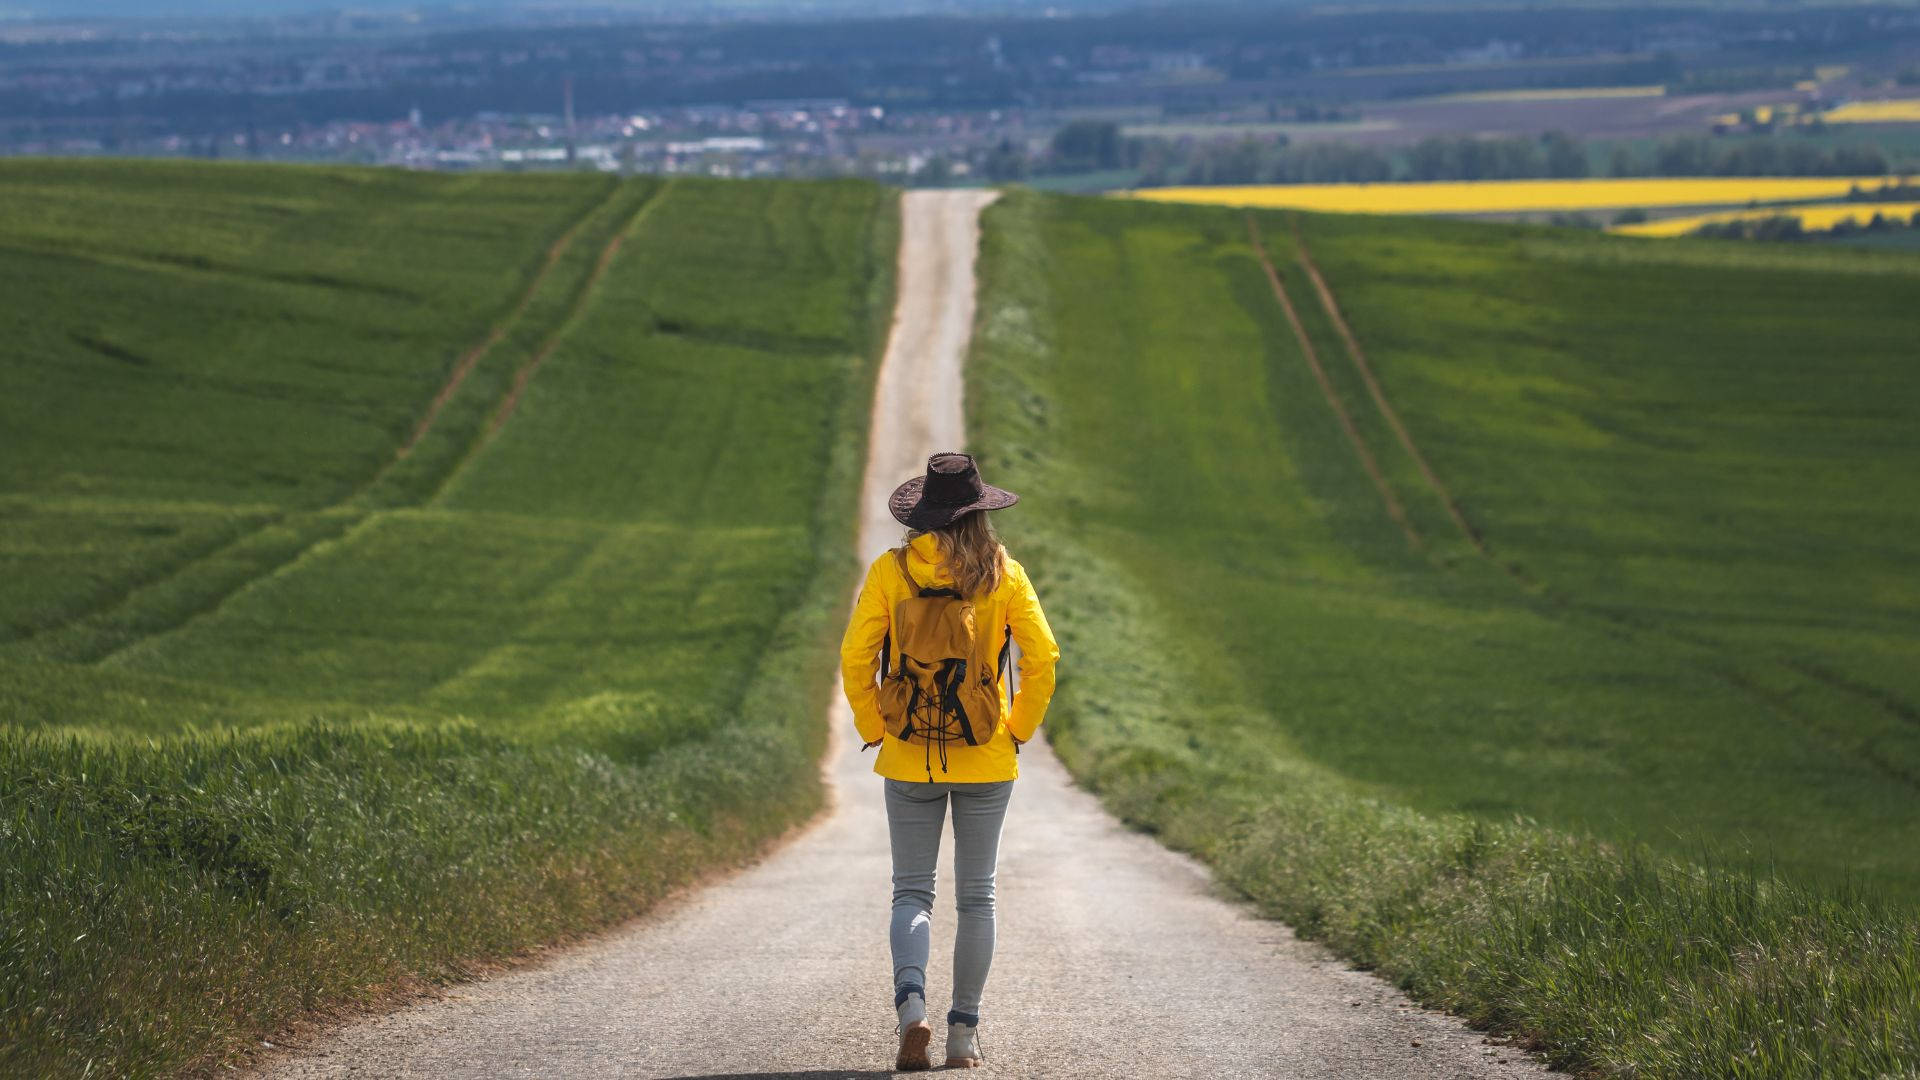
top-left (896, 987), bottom-right (927, 1028)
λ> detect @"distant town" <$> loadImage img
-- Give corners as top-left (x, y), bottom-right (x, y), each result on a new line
top-left (4, 4), bottom-right (1919, 187)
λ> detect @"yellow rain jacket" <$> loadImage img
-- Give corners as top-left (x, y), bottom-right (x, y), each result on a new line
top-left (840, 532), bottom-right (1058, 783)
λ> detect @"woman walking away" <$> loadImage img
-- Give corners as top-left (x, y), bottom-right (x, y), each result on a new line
top-left (839, 451), bottom-right (1059, 1071)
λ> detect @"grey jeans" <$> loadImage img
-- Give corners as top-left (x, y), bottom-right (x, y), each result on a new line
top-left (884, 777), bottom-right (1014, 1024)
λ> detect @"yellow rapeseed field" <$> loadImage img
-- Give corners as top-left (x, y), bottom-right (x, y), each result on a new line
top-left (1820, 99), bottom-right (1920, 124)
top-left (1611, 201), bottom-right (1920, 237)
top-left (1128, 177), bottom-right (1889, 215)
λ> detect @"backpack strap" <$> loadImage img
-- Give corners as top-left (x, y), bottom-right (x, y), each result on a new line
top-left (879, 546), bottom-right (918, 682)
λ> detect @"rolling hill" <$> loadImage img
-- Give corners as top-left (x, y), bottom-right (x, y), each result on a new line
top-left (967, 188), bottom-right (1920, 1075)
top-left (0, 160), bottom-right (897, 1077)
top-left (8, 158), bottom-right (1920, 1077)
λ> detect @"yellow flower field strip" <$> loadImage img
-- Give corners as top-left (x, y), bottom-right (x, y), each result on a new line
top-left (1820, 100), bottom-right (1920, 124)
top-left (1611, 201), bottom-right (1920, 237)
top-left (1128, 177), bottom-right (1888, 215)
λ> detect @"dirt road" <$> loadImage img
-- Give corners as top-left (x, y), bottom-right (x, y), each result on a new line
top-left (259, 190), bottom-right (1545, 1079)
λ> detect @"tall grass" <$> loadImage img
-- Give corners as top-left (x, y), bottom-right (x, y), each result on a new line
top-left (1, 716), bottom-right (805, 1074)
top-left (968, 188), bottom-right (1920, 1076)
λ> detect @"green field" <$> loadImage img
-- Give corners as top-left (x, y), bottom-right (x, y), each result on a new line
top-left (1831, 225), bottom-right (1920, 249)
top-left (968, 190), bottom-right (1920, 1075)
top-left (10, 160), bottom-right (1920, 1078)
top-left (0, 161), bottom-right (897, 1076)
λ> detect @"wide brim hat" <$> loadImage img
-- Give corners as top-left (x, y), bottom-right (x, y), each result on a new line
top-left (888, 451), bottom-right (1019, 531)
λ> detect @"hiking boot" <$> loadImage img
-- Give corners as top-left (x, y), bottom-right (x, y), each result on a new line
top-left (895, 992), bottom-right (932, 1071)
top-left (945, 1020), bottom-right (983, 1068)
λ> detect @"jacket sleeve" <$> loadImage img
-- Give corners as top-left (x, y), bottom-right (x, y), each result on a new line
top-left (839, 558), bottom-right (892, 745)
top-left (1004, 560), bottom-right (1059, 744)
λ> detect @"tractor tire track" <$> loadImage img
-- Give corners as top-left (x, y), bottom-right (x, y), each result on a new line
top-left (1287, 216), bottom-right (1920, 784)
top-left (96, 184), bottom-right (657, 665)
top-left (1289, 216), bottom-right (1486, 556)
top-left (1246, 215), bottom-right (1422, 551)
top-left (483, 183), bottom-right (670, 441)
top-left (2, 181), bottom-right (626, 659)
top-left (387, 179), bottom-right (624, 467)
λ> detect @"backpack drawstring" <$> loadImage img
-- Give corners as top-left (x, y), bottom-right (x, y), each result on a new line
top-left (909, 669), bottom-right (960, 779)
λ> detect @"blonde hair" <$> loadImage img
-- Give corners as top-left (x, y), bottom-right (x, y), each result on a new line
top-left (910, 510), bottom-right (1006, 598)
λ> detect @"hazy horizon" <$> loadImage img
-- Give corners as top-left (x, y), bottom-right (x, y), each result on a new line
top-left (8, 0), bottom-right (1144, 20)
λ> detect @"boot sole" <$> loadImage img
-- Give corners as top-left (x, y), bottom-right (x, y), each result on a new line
top-left (896, 1022), bottom-right (932, 1071)
top-left (944, 1056), bottom-right (983, 1068)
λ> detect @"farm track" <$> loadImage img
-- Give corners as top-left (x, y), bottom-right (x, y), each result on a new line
top-left (1287, 217), bottom-right (1920, 787)
top-left (6, 180), bottom-right (632, 665)
top-left (1245, 215), bottom-right (1421, 550)
top-left (389, 178), bottom-right (624, 465)
top-left (256, 190), bottom-right (1548, 1080)
top-left (1288, 216), bottom-right (1485, 556)
top-left (481, 182), bottom-right (668, 440)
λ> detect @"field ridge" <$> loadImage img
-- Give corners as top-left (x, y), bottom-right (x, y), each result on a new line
top-left (0, 239), bottom-right (422, 302)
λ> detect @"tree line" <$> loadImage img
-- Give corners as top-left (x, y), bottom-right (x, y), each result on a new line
top-left (1693, 209), bottom-right (1920, 242)
top-left (972, 120), bottom-right (1899, 186)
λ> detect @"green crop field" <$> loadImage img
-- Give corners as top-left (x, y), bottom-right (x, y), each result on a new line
top-left (968, 190), bottom-right (1920, 1075)
top-left (10, 159), bottom-right (1920, 1079)
top-left (0, 161), bottom-right (897, 1077)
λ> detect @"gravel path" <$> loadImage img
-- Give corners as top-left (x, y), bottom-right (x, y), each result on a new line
top-left (257, 189), bottom-right (1549, 1080)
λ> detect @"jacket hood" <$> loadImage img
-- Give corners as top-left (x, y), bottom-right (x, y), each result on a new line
top-left (904, 533), bottom-right (953, 587)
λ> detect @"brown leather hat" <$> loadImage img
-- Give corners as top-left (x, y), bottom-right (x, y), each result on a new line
top-left (888, 452), bottom-right (1019, 531)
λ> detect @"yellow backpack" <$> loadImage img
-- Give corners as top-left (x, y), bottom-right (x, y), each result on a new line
top-left (876, 547), bottom-right (1011, 775)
